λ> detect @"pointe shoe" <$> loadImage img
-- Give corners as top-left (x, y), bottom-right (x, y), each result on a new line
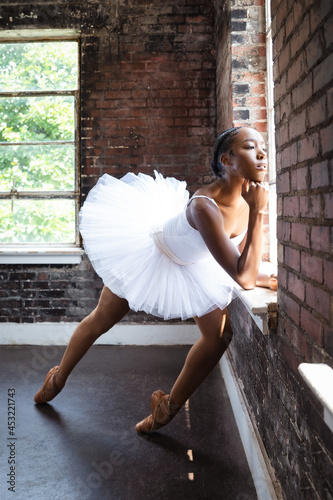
top-left (135, 390), bottom-right (181, 434)
top-left (34, 366), bottom-right (65, 404)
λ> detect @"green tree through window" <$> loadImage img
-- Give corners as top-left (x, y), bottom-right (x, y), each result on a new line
top-left (0, 39), bottom-right (79, 244)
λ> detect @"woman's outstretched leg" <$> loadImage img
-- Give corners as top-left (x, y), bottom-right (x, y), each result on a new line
top-left (135, 307), bottom-right (232, 433)
top-left (34, 286), bottom-right (130, 404)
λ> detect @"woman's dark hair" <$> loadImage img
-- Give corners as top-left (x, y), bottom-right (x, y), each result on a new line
top-left (210, 126), bottom-right (244, 178)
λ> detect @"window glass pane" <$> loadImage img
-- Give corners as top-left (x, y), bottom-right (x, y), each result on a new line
top-left (0, 144), bottom-right (75, 191)
top-left (0, 41), bottom-right (78, 92)
top-left (0, 96), bottom-right (74, 143)
top-left (0, 199), bottom-right (75, 243)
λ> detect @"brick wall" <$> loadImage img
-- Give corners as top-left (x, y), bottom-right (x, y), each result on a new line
top-left (231, 0), bottom-right (267, 133)
top-left (275, 0), bottom-right (332, 367)
top-left (228, 0), bottom-right (333, 498)
top-left (215, 0), bottom-right (233, 132)
top-left (0, 0), bottom-right (216, 323)
top-left (274, 0), bottom-right (333, 492)
top-left (215, 0), bottom-right (267, 139)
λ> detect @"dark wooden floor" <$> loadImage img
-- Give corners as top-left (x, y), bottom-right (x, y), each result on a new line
top-left (0, 345), bottom-right (257, 500)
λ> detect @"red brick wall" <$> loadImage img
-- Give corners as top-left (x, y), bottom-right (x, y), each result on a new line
top-left (275, 0), bottom-right (332, 368)
top-left (231, 0), bottom-right (267, 133)
top-left (226, 0), bottom-right (332, 498)
top-left (215, 0), bottom-right (268, 136)
top-left (0, 0), bottom-right (216, 323)
top-left (274, 0), bottom-right (333, 492)
top-left (228, 0), bottom-right (333, 498)
top-left (215, 0), bottom-right (233, 132)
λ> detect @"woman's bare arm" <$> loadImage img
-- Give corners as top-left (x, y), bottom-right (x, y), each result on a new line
top-left (189, 181), bottom-right (269, 289)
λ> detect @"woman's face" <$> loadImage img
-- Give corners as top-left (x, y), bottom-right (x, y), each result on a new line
top-left (227, 127), bottom-right (267, 182)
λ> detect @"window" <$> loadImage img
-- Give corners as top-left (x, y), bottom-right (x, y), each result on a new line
top-left (0, 30), bottom-right (82, 263)
top-left (265, 0), bottom-right (277, 264)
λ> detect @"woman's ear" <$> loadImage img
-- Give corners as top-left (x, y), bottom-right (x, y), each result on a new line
top-left (220, 152), bottom-right (233, 167)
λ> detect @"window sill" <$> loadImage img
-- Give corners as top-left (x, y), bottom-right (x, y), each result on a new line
top-left (234, 287), bottom-right (277, 335)
top-left (298, 363), bottom-right (333, 433)
top-left (0, 247), bottom-right (84, 264)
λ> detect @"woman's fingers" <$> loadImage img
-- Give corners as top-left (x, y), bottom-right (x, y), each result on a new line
top-left (242, 180), bottom-right (269, 212)
top-left (268, 274), bottom-right (278, 291)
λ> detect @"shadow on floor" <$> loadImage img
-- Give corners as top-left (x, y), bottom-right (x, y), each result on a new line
top-left (0, 345), bottom-right (257, 500)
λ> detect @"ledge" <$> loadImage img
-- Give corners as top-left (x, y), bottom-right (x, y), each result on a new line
top-left (234, 287), bottom-right (278, 335)
top-left (298, 363), bottom-right (333, 433)
top-left (0, 247), bottom-right (84, 264)
top-left (0, 322), bottom-right (200, 346)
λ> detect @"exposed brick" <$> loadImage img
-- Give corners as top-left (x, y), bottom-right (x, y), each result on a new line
top-left (300, 307), bottom-right (323, 346)
top-left (291, 74), bottom-right (312, 110)
top-left (276, 123), bottom-right (289, 149)
top-left (231, 9), bottom-right (248, 20)
top-left (279, 142), bottom-right (298, 169)
top-left (301, 252), bottom-right (323, 284)
top-left (323, 260), bottom-right (333, 290)
top-left (283, 196), bottom-right (299, 217)
top-left (324, 17), bottom-right (333, 48)
top-left (311, 226), bottom-right (330, 253)
top-left (231, 21), bottom-right (247, 31)
top-left (281, 337), bottom-right (301, 372)
top-left (278, 266), bottom-right (288, 288)
top-left (290, 110), bottom-right (307, 138)
top-left (285, 246), bottom-right (301, 271)
top-left (278, 44), bottom-right (290, 74)
top-left (291, 222), bottom-right (310, 248)
top-left (289, 271), bottom-right (305, 301)
top-left (277, 220), bottom-right (291, 241)
top-left (297, 133), bottom-right (320, 163)
top-left (306, 31), bottom-right (324, 71)
top-left (291, 166), bottom-right (308, 191)
top-left (323, 325), bottom-right (333, 357)
top-left (320, 124), bottom-right (333, 156)
top-left (308, 95), bottom-right (327, 129)
top-left (292, 15), bottom-right (310, 55)
top-left (310, 161), bottom-right (329, 189)
top-left (324, 192), bottom-right (333, 219)
top-left (313, 52), bottom-right (333, 93)
top-left (305, 282), bottom-right (330, 321)
top-left (299, 194), bottom-right (321, 219)
top-left (299, 331), bottom-right (312, 361)
top-left (309, 0), bottom-right (332, 34)
top-left (287, 51), bottom-right (307, 88)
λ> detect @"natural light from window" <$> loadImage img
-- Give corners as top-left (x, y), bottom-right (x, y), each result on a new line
top-left (0, 39), bottom-right (79, 245)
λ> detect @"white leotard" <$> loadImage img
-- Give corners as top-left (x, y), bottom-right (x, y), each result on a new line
top-left (153, 195), bottom-right (247, 265)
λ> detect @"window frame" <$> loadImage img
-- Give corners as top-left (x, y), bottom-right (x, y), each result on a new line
top-left (0, 29), bottom-right (83, 264)
top-left (265, 0), bottom-right (277, 264)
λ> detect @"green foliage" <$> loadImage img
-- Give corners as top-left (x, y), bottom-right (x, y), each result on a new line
top-left (0, 41), bottom-right (78, 244)
top-left (0, 144), bottom-right (75, 191)
top-left (0, 199), bottom-right (75, 243)
top-left (0, 96), bottom-right (74, 143)
top-left (0, 42), bottom-right (78, 91)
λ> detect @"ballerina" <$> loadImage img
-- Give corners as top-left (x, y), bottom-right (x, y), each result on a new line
top-left (34, 126), bottom-right (277, 433)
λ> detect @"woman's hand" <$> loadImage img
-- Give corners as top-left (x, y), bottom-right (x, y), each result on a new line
top-left (268, 273), bottom-right (278, 291)
top-left (241, 180), bottom-right (269, 214)
top-left (256, 262), bottom-right (278, 290)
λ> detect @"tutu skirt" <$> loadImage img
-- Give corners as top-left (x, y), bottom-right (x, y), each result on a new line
top-left (79, 171), bottom-right (238, 320)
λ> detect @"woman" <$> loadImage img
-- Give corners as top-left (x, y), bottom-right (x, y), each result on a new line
top-left (34, 126), bottom-right (277, 433)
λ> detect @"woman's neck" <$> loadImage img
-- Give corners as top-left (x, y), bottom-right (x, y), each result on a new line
top-left (202, 176), bottom-right (245, 209)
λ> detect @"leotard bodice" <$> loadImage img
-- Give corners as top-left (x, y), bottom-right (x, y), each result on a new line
top-left (157, 196), bottom-right (247, 265)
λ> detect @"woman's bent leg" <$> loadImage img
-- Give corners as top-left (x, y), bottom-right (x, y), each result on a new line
top-left (170, 307), bottom-right (232, 407)
top-left (136, 307), bottom-right (232, 432)
top-left (34, 286), bottom-right (130, 403)
top-left (57, 287), bottom-right (130, 380)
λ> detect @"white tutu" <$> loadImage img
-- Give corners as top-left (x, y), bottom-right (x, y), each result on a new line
top-left (79, 171), bottom-right (238, 320)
